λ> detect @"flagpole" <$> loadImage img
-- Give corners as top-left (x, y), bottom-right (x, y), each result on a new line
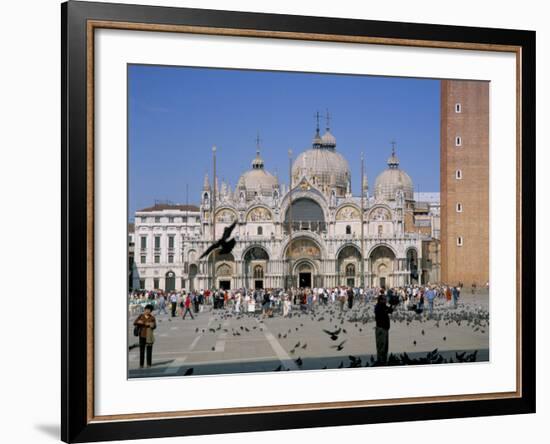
top-left (288, 148), bottom-right (293, 290)
top-left (212, 145), bottom-right (217, 291)
top-left (360, 152), bottom-right (365, 289)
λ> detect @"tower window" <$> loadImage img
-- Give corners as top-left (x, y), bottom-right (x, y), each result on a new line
top-left (455, 103), bottom-right (462, 113)
top-left (456, 169), bottom-right (462, 180)
top-left (456, 203), bottom-right (463, 213)
top-left (455, 136), bottom-right (462, 147)
top-left (378, 225), bottom-right (383, 236)
top-left (257, 226), bottom-right (263, 236)
top-left (457, 236), bottom-right (463, 246)
top-left (345, 225), bottom-right (351, 235)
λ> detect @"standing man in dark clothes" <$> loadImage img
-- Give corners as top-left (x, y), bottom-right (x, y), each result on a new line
top-left (346, 286), bottom-right (354, 309)
top-left (374, 293), bottom-right (394, 364)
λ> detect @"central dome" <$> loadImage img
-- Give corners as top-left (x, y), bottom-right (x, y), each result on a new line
top-left (292, 128), bottom-right (350, 196)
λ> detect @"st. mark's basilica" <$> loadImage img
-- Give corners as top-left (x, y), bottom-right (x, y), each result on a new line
top-left (130, 119), bottom-right (440, 292)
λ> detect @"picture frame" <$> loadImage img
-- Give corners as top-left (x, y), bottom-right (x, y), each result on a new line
top-left (61, 0), bottom-right (536, 442)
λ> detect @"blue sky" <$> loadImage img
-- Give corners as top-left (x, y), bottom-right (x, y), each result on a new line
top-left (128, 65), bottom-right (440, 219)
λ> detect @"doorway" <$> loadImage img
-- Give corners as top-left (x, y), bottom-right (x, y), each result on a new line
top-left (299, 272), bottom-right (312, 288)
top-left (219, 280), bottom-right (231, 290)
top-left (346, 278), bottom-right (355, 287)
top-left (254, 280), bottom-right (264, 289)
top-left (165, 271), bottom-right (175, 292)
top-left (379, 277), bottom-right (386, 289)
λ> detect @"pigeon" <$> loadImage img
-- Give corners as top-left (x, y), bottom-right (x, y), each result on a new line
top-left (295, 342), bottom-right (301, 348)
top-left (421, 329), bottom-right (425, 336)
top-left (443, 336), bottom-right (447, 341)
top-left (183, 367), bottom-right (194, 376)
top-left (295, 357), bottom-right (303, 366)
top-left (413, 340), bottom-right (417, 346)
top-left (302, 343), bottom-right (308, 349)
top-left (211, 346), bottom-right (215, 351)
top-left (322, 328), bottom-right (341, 341)
top-left (330, 340), bottom-right (347, 351)
top-left (199, 220), bottom-right (237, 259)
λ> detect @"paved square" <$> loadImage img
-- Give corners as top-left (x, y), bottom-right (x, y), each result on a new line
top-left (128, 292), bottom-right (488, 378)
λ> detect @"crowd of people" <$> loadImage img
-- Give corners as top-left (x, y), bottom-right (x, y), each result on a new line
top-left (129, 283), bottom-right (463, 319)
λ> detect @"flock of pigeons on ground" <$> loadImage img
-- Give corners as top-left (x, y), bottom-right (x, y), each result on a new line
top-left (136, 299), bottom-right (488, 375)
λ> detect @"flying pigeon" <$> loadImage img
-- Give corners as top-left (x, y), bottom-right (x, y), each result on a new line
top-left (199, 220), bottom-right (237, 259)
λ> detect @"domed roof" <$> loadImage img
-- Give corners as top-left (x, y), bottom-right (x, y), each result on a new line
top-left (374, 145), bottom-right (413, 201)
top-left (292, 148), bottom-right (350, 191)
top-left (238, 147), bottom-right (278, 193)
top-left (239, 168), bottom-right (278, 191)
top-left (320, 130), bottom-right (336, 148)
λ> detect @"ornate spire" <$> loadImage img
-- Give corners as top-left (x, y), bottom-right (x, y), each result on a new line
top-left (252, 132), bottom-right (265, 169)
top-left (387, 139), bottom-right (399, 169)
top-left (203, 172), bottom-right (210, 190)
top-left (312, 111), bottom-right (323, 148)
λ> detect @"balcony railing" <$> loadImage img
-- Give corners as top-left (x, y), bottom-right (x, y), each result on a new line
top-left (283, 221), bottom-right (327, 234)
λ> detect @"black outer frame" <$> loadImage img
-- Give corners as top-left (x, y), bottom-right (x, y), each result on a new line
top-left (61, 0), bottom-right (536, 442)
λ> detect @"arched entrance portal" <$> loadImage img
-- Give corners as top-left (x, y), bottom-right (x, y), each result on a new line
top-left (286, 237), bottom-right (323, 288)
top-left (406, 248), bottom-right (419, 284)
top-left (369, 245), bottom-right (396, 289)
top-left (337, 245), bottom-right (361, 287)
top-left (243, 246), bottom-right (269, 290)
top-left (294, 261), bottom-right (315, 288)
top-left (165, 271), bottom-right (175, 292)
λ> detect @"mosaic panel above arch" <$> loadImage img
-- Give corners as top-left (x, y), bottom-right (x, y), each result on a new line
top-left (246, 206), bottom-right (272, 222)
top-left (336, 205), bottom-right (360, 221)
top-left (215, 208), bottom-right (238, 224)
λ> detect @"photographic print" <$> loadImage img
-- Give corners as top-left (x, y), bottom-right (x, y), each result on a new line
top-left (127, 66), bottom-right (490, 378)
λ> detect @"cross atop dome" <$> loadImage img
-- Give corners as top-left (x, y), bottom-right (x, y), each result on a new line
top-left (387, 139), bottom-right (400, 169)
top-left (252, 132), bottom-right (265, 170)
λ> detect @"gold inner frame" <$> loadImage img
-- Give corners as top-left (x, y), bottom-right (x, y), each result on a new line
top-left (85, 19), bottom-right (523, 423)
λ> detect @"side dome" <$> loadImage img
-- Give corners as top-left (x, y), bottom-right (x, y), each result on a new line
top-left (374, 146), bottom-right (414, 201)
top-left (237, 147), bottom-right (278, 197)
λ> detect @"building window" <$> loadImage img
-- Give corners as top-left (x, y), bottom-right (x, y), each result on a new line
top-left (455, 103), bottom-right (462, 113)
top-left (345, 263), bottom-right (355, 277)
top-left (140, 236), bottom-right (147, 249)
top-left (139, 279), bottom-right (145, 289)
top-left (140, 255), bottom-right (146, 264)
top-left (168, 216), bottom-right (174, 223)
top-left (253, 265), bottom-right (264, 279)
top-left (154, 236), bottom-right (161, 249)
top-left (257, 226), bottom-right (263, 235)
top-left (456, 203), bottom-right (463, 213)
top-left (345, 225), bottom-right (351, 235)
top-left (457, 236), bottom-right (463, 246)
top-left (456, 169), bottom-right (463, 179)
top-left (154, 255), bottom-right (160, 264)
top-left (168, 236), bottom-right (175, 249)
top-left (154, 216), bottom-right (160, 223)
top-left (168, 255), bottom-right (174, 263)
top-left (378, 225), bottom-right (383, 235)
top-left (153, 278), bottom-right (159, 289)
top-left (455, 136), bottom-right (462, 147)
